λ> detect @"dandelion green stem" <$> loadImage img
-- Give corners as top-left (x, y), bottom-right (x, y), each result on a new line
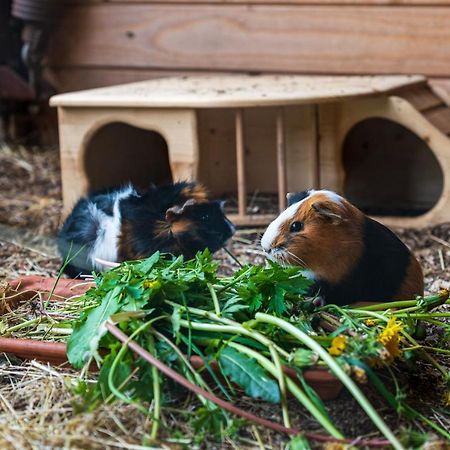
top-left (5, 317), bottom-right (41, 333)
top-left (228, 341), bottom-right (343, 439)
top-left (207, 283), bottom-right (221, 316)
top-left (268, 345), bottom-right (290, 428)
top-left (255, 313), bottom-right (404, 450)
top-left (148, 334), bottom-right (161, 441)
top-left (107, 321), bottom-right (153, 415)
top-left (166, 300), bottom-right (289, 358)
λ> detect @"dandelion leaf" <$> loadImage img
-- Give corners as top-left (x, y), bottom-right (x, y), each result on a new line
top-left (219, 346), bottom-right (280, 403)
top-left (67, 285), bottom-right (122, 368)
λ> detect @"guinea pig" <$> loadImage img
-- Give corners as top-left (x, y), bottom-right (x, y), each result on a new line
top-left (261, 189), bottom-right (424, 305)
top-left (58, 181), bottom-right (235, 277)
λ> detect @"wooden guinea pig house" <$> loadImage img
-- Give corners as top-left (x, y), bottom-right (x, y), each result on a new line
top-left (50, 74), bottom-right (450, 228)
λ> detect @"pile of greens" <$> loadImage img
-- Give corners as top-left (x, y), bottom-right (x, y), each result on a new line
top-left (62, 250), bottom-right (450, 448)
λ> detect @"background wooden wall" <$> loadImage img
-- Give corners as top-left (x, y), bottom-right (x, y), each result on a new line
top-left (45, 0), bottom-right (450, 97)
top-left (43, 0), bottom-right (450, 211)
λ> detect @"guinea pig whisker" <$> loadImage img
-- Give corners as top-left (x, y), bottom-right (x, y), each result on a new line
top-left (285, 249), bottom-right (309, 269)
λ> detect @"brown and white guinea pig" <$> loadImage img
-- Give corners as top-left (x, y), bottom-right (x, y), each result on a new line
top-left (58, 181), bottom-right (235, 277)
top-left (261, 189), bottom-right (424, 305)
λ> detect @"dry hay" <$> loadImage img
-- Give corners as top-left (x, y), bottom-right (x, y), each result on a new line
top-left (0, 144), bottom-right (449, 448)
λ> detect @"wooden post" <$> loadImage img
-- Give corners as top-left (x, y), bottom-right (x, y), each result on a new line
top-left (313, 104), bottom-right (321, 189)
top-left (276, 108), bottom-right (287, 211)
top-left (235, 109), bottom-right (246, 217)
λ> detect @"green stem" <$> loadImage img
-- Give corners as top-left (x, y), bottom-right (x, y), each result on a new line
top-left (268, 345), bottom-right (290, 428)
top-left (148, 334), bottom-right (161, 441)
top-left (152, 330), bottom-right (212, 394)
top-left (177, 319), bottom-right (289, 360)
top-left (216, 266), bottom-right (253, 293)
top-left (207, 283), bottom-right (221, 316)
top-left (394, 313), bottom-right (450, 319)
top-left (107, 323), bottom-right (152, 415)
top-left (5, 317), bottom-right (41, 333)
top-left (107, 317), bottom-right (164, 415)
top-left (228, 341), bottom-right (343, 439)
top-left (255, 313), bottom-right (403, 450)
top-left (403, 345), bottom-right (450, 355)
top-left (45, 243), bottom-right (86, 307)
top-left (401, 330), bottom-right (449, 378)
top-left (166, 300), bottom-right (289, 358)
top-left (351, 291), bottom-right (449, 312)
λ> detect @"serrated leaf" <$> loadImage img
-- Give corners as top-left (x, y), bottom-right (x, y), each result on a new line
top-left (137, 251), bottom-right (160, 274)
top-left (269, 286), bottom-right (287, 315)
top-left (219, 346), bottom-right (280, 403)
top-left (67, 285), bottom-right (122, 368)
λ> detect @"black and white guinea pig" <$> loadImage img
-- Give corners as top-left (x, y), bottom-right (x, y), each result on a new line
top-left (261, 189), bottom-right (424, 305)
top-left (58, 181), bottom-right (235, 277)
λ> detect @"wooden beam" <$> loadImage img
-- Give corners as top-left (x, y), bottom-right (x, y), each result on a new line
top-left (47, 4), bottom-right (450, 77)
top-left (106, 1), bottom-right (450, 5)
top-left (228, 213), bottom-right (276, 227)
top-left (313, 104), bottom-right (321, 189)
top-left (235, 109), bottom-right (247, 217)
top-left (276, 108), bottom-right (287, 211)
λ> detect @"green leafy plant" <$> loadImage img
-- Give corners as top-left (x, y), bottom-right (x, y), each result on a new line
top-left (4, 249), bottom-right (449, 446)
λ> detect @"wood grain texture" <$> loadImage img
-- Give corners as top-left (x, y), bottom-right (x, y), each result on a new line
top-left (423, 106), bottom-right (450, 135)
top-left (49, 75), bottom-right (424, 108)
top-left (106, 1), bottom-right (450, 4)
top-left (429, 78), bottom-right (450, 107)
top-left (46, 4), bottom-right (450, 77)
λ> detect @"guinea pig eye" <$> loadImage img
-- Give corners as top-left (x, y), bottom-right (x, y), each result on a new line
top-left (290, 221), bottom-right (304, 232)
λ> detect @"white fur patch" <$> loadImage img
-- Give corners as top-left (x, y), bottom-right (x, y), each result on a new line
top-left (311, 189), bottom-right (343, 204)
top-left (261, 189), bottom-right (342, 252)
top-left (300, 269), bottom-right (316, 281)
top-left (261, 196), bottom-right (310, 251)
top-left (88, 186), bottom-right (136, 270)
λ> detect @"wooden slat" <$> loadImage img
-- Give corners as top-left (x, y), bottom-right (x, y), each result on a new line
top-left (228, 213), bottom-right (276, 226)
top-left (235, 109), bottom-right (247, 217)
top-left (43, 67), bottom-right (218, 92)
top-left (46, 4), bottom-right (450, 77)
top-left (313, 104), bottom-right (320, 189)
top-left (429, 78), bottom-right (450, 107)
top-left (392, 84), bottom-right (444, 112)
top-left (106, 1), bottom-right (450, 4)
top-left (276, 108), bottom-right (287, 211)
top-left (423, 105), bottom-right (450, 135)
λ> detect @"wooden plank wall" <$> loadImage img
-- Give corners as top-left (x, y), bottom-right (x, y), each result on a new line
top-left (46, 1), bottom-right (450, 95)
top-left (44, 1), bottom-right (450, 201)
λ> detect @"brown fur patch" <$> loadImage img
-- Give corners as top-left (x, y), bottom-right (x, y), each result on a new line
top-left (282, 193), bottom-right (366, 284)
top-left (154, 220), bottom-right (171, 239)
top-left (181, 185), bottom-right (208, 202)
top-left (171, 219), bottom-right (193, 235)
top-left (395, 254), bottom-right (424, 299)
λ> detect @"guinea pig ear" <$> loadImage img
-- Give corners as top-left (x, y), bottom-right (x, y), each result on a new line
top-left (165, 205), bottom-right (183, 223)
top-left (312, 202), bottom-right (343, 224)
top-left (165, 199), bottom-right (197, 223)
top-left (287, 190), bottom-right (310, 207)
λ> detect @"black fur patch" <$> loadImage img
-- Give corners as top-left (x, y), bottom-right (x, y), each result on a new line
top-left (313, 217), bottom-right (410, 305)
top-left (287, 190), bottom-right (310, 207)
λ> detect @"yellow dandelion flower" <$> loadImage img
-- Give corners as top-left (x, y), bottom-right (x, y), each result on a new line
top-left (143, 280), bottom-right (161, 290)
top-left (378, 317), bottom-right (403, 361)
top-left (328, 335), bottom-right (348, 356)
top-left (365, 319), bottom-right (376, 327)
